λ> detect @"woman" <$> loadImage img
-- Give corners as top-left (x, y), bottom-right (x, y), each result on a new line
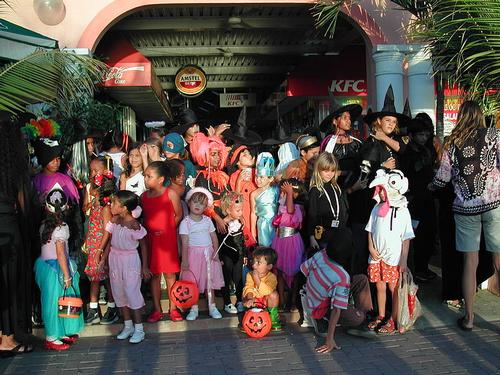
top-left (431, 100), bottom-right (499, 331)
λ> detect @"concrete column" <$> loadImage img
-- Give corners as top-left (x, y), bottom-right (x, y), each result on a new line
top-left (372, 48), bottom-right (405, 112)
top-left (408, 48), bottom-right (435, 123)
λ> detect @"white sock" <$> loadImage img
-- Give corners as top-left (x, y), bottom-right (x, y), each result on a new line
top-left (191, 305), bottom-right (199, 311)
top-left (209, 303), bottom-right (217, 310)
top-left (107, 302), bottom-right (116, 308)
top-left (134, 323), bottom-right (144, 333)
top-left (124, 320), bottom-right (133, 329)
top-left (47, 336), bottom-right (63, 345)
top-left (89, 302), bottom-right (98, 309)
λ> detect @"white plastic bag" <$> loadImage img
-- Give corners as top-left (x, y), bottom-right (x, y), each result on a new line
top-left (397, 271), bottom-right (422, 333)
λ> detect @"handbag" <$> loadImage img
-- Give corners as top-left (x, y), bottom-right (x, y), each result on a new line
top-left (58, 285), bottom-right (83, 319)
top-left (397, 271), bottom-right (422, 333)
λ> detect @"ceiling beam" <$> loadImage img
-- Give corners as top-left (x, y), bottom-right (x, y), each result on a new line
top-left (115, 17), bottom-right (314, 31)
top-left (162, 80), bottom-right (279, 89)
top-left (139, 45), bottom-right (338, 57)
top-left (154, 65), bottom-right (291, 75)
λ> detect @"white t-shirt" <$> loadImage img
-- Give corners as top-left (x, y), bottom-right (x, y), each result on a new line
top-left (365, 205), bottom-right (415, 266)
top-left (101, 151), bottom-right (125, 187)
top-left (125, 172), bottom-right (146, 196)
top-left (178, 215), bottom-right (215, 247)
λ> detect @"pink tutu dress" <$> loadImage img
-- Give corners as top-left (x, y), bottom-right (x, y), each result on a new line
top-left (106, 221), bottom-right (147, 310)
top-left (271, 203), bottom-right (305, 288)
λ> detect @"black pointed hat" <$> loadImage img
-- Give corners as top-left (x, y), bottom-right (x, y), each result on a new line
top-left (319, 93), bottom-right (363, 132)
top-left (223, 105), bottom-right (262, 146)
top-left (170, 108), bottom-right (200, 135)
top-left (364, 85), bottom-right (410, 125)
top-left (263, 105), bottom-right (294, 145)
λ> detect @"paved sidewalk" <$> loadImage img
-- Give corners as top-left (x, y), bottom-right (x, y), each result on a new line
top-left (2, 320), bottom-right (499, 374)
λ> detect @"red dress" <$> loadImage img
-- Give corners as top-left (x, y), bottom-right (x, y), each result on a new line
top-left (141, 188), bottom-right (180, 274)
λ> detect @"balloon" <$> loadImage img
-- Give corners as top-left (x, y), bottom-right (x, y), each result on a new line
top-left (33, 0), bottom-right (66, 26)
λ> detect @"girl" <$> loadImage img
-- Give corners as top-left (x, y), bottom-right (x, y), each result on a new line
top-left (98, 191), bottom-right (151, 344)
top-left (250, 152), bottom-right (279, 247)
top-left (162, 132), bottom-right (197, 187)
top-left (34, 185), bottom-right (83, 351)
top-left (100, 129), bottom-right (129, 186)
top-left (120, 143), bottom-right (146, 196)
top-left (140, 137), bottom-right (163, 170)
top-left (141, 161), bottom-right (184, 323)
top-left (83, 170), bottom-right (118, 325)
top-left (219, 192), bottom-right (246, 314)
top-left (308, 152), bottom-right (349, 251)
top-left (179, 188), bottom-right (224, 320)
top-left (272, 178), bottom-right (306, 309)
top-left (366, 169), bottom-right (414, 334)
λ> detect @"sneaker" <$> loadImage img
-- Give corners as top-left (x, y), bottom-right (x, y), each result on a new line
top-left (209, 306), bottom-right (222, 319)
top-left (100, 307), bottom-right (119, 325)
top-left (129, 330), bottom-right (145, 344)
top-left (146, 310), bottom-right (163, 323)
top-left (84, 308), bottom-right (100, 325)
top-left (169, 309), bottom-right (184, 322)
top-left (224, 303), bottom-right (238, 314)
top-left (300, 319), bottom-right (313, 328)
top-left (117, 326), bottom-right (134, 340)
top-left (236, 302), bottom-right (245, 313)
top-left (186, 307), bottom-right (199, 321)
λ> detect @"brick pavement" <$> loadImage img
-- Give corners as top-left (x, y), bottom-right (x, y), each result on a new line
top-left (2, 321), bottom-right (499, 374)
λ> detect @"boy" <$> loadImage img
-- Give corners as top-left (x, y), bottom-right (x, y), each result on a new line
top-left (242, 247), bottom-right (281, 330)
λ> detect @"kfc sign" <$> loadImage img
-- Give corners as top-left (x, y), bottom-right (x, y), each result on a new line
top-left (329, 80), bottom-right (366, 95)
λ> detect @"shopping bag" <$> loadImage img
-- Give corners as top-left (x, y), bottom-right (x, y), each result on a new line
top-left (397, 271), bottom-right (422, 333)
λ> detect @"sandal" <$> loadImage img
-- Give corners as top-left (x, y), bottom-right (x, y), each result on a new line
top-left (444, 300), bottom-right (463, 309)
top-left (377, 318), bottom-right (396, 335)
top-left (0, 343), bottom-right (34, 357)
top-left (367, 316), bottom-right (384, 331)
top-left (457, 316), bottom-right (473, 332)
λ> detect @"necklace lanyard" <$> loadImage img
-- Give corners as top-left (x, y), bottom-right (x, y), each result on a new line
top-left (322, 185), bottom-right (340, 224)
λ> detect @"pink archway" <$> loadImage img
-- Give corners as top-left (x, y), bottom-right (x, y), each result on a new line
top-left (77, 0), bottom-right (387, 51)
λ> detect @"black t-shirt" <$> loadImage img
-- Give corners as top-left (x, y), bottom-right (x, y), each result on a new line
top-left (307, 183), bottom-right (349, 236)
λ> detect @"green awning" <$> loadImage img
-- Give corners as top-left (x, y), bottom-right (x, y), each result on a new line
top-left (0, 18), bottom-right (58, 61)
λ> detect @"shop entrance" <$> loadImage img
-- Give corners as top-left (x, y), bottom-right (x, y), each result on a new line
top-left (94, 5), bottom-right (368, 135)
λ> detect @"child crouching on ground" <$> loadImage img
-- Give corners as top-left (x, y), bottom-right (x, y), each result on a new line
top-left (99, 191), bottom-right (151, 344)
top-left (242, 247), bottom-right (281, 330)
top-left (366, 169), bottom-right (414, 334)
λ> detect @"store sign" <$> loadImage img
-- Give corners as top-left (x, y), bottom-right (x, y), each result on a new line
top-left (219, 93), bottom-right (256, 108)
top-left (175, 65), bottom-right (207, 97)
top-left (103, 65), bottom-right (147, 86)
top-left (443, 83), bottom-right (464, 136)
top-left (329, 80), bottom-right (366, 95)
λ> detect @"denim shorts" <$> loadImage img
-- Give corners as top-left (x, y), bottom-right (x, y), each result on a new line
top-left (454, 205), bottom-right (500, 252)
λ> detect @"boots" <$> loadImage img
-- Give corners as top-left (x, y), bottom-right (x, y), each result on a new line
top-left (268, 307), bottom-right (282, 331)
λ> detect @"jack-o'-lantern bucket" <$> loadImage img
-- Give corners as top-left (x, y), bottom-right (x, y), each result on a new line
top-left (242, 308), bottom-right (272, 338)
top-left (169, 270), bottom-right (199, 310)
top-left (58, 286), bottom-right (83, 319)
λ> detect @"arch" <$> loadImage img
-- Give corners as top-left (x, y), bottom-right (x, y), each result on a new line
top-left (77, 0), bottom-right (388, 51)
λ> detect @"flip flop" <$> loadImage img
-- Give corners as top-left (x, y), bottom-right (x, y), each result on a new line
top-left (0, 343), bottom-right (34, 357)
top-left (457, 317), bottom-right (473, 331)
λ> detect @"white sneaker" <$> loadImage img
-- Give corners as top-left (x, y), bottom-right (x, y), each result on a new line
top-left (209, 305), bottom-right (222, 319)
top-left (186, 306), bottom-right (199, 321)
top-left (117, 326), bottom-right (134, 340)
top-left (236, 302), bottom-right (245, 313)
top-left (129, 330), bottom-right (145, 344)
top-left (224, 303), bottom-right (238, 314)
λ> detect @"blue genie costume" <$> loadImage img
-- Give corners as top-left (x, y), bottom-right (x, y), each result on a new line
top-left (255, 152), bottom-right (279, 247)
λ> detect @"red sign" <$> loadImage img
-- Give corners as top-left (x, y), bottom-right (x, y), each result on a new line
top-left (443, 82), bottom-right (464, 136)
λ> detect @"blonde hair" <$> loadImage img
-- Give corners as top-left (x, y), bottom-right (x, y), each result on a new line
top-left (444, 100), bottom-right (485, 150)
top-left (375, 115), bottom-right (400, 135)
top-left (309, 152), bottom-right (339, 192)
top-left (220, 191), bottom-right (243, 215)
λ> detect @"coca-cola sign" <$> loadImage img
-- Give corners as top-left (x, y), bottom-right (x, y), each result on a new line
top-left (102, 63), bottom-right (150, 87)
top-left (103, 66), bottom-right (145, 85)
top-left (175, 65), bottom-right (207, 97)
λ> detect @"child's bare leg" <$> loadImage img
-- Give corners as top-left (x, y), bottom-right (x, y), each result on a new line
top-left (105, 279), bottom-right (114, 303)
top-left (277, 272), bottom-right (286, 308)
top-left (132, 308), bottom-right (142, 324)
top-left (165, 273), bottom-right (177, 313)
top-left (388, 282), bottom-right (398, 322)
top-left (206, 290), bottom-right (215, 307)
top-left (89, 281), bottom-right (100, 303)
top-left (376, 281), bottom-right (387, 318)
top-left (266, 291), bottom-right (279, 308)
top-left (150, 275), bottom-right (162, 312)
top-left (120, 306), bottom-right (131, 322)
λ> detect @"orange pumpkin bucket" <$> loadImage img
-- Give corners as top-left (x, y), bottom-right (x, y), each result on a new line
top-left (242, 308), bottom-right (272, 338)
top-left (58, 286), bottom-right (83, 319)
top-left (169, 270), bottom-right (199, 310)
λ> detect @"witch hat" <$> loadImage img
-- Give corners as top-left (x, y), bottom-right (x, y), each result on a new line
top-left (263, 104), bottom-right (294, 145)
top-left (364, 85), bottom-right (410, 125)
top-left (319, 91), bottom-right (363, 132)
top-left (223, 105), bottom-right (262, 146)
top-left (400, 98), bottom-right (412, 129)
top-left (170, 108), bottom-right (200, 135)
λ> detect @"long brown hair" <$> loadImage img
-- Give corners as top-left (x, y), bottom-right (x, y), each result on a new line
top-left (444, 100), bottom-right (485, 150)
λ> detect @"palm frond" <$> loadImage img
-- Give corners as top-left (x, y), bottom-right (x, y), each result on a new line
top-left (0, 50), bottom-right (108, 114)
top-left (311, 1), bottom-right (346, 38)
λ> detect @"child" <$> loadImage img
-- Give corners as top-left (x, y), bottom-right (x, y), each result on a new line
top-left (83, 170), bottom-right (118, 325)
top-left (272, 178), bottom-right (306, 309)
top-left (242, 247), bottom-right (281, 330)
top-left (120, 143), bottom-right (146, 196)
top-left (98, 191), bottom-right (151, 344)
top-left (34, 184), bottom-right (83, 351)
top-left (366, 169), bottom-right (414, 334)
top-left (141, 161), bottom-right (184, 323)
top-left (219, 192), bottom-right (246, 314)
top-left (179, 188), bottom-right (225, 320)
top-left (140, 137), bottom-right (164, 170)
top-left (162, 132), bottom-right (197, 187)
top-left (250, 152), bottom-right (279, 247)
